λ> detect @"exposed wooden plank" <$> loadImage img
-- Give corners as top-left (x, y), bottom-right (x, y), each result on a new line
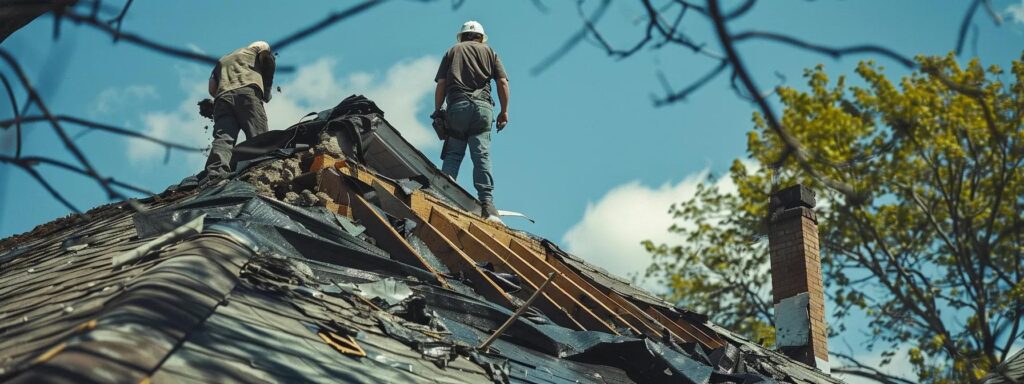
top-left (656, 307), bottom-right (725, 349)
top-left (342, 163), bottom-right (729, 346)
top-left (506, 238), bottom-right (644, 335)
top-left (349, 194), bottom-right (448, 288)
top-left (315, 168), bottom-right (351, 208)
top-left (434, 217), bottom-right (590, 332)
top-left (417, 208), bottom-right (516, 309)
top-left (424, 198), bottom-right (520, 244)
top-left (408, 192), bottom-right (434, 224)
top-left (468, 223), bottom-right (620, 334)
top-left (307, 154), bottom-right (347, 172)
top-left (606, 290), bottom-right (673, 340)
top-left (645, 306), bottom-right (724, 349)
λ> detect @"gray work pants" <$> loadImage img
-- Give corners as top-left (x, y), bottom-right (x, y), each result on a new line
top-left (204, 86), bottom-right (268, 178)
top-left (441, 98), bottom-right (494, 202)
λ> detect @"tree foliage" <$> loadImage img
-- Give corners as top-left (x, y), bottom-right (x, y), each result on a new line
top-left (645, 53), bottom-right (1024, 383)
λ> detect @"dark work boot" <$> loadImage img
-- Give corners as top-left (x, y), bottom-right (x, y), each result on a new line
top-left (481, 200), bottom-right (501, 223)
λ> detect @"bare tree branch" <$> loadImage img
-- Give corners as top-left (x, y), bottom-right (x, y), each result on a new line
top-left (955, 0), bottom-right (1002, 56)
top-left (956, 0), bottom-right (982, 56)
top-left (653, 60), bottom-right (727, 106)
top-left (531, 0), bottom-right (610, 76)
top-left (0, 155), bottom-right (155, 213)
top-left (706, 0), bottom-right (864, 202)
top-left (723, 0), bottom-right (756, 20)
top-left (580, 0), bottom-right (654, 60)
top-left (0, 48), bottom-right (122, 200)
top-left (0, 0), bottom-right (415, 214)
top-left (0, 155), bottom-right (153, 195)
top-left (59, 8), bottom-right (228, 68)
top-left (107, 0), bottom-right (132, 41)
top-left (0, 155), bottom-right (79, 212)
top-left (0, 73), bottom-right (21, 158)
top-left (0, 115), bottom-right (206, 153)
top-left (270, 0), bottom-right (385, 51)
top-left (732, 30), bottom-right (916, 68)
top-left (830, 351), bottom-right (918, 384)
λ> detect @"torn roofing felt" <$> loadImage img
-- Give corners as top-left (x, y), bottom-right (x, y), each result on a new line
top-left (0, 95), bottom-right (843, 383)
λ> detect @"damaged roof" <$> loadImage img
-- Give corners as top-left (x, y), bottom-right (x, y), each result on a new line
top-left (0, 95), bottom-right (842, 383)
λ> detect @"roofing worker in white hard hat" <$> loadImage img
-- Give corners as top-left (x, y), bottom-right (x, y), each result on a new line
top-left (199, 41), bottom-right (276, 182)
top-left (432, 21), bottom-right (510, 221)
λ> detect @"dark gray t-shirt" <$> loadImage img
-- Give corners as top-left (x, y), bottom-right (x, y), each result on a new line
top-left (435, 41), bottom-right (508, 104)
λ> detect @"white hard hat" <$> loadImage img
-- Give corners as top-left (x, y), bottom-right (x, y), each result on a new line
top-left (248, 41), bottom-right (270, 52)
top-left (456, 21), bottom-right (487, 43)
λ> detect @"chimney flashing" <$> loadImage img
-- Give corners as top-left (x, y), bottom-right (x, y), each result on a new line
top-left (775, 292), bottom-right (810, 348)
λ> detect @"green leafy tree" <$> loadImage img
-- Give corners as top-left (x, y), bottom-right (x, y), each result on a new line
top-left (645, 53), bottom-right (1024, 384)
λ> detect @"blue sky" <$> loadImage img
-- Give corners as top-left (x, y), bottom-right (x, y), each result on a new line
top-left (2, 0), bottom-right (1022, 380)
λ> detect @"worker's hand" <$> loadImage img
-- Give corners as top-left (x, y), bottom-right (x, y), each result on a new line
top-left (430, 109), bottom-right (447, 140)
top-left (197, 99), bottom-right (215, 120)
top-left (496, 111), bottom-right (508, 132)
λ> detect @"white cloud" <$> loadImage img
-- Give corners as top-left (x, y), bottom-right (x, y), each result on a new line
top-left (129, 55), bottom-right (440, 168)
top-left (91, 85), bottom-right (157, 116)
top-left (1006, 0), bottom-right (1024, 24)
top-left (129, 76), bottom-right (210, 169)
top-left (561, 168), bottom-right (739, 289)
top-left (263, 56), bottom-right (440, 147)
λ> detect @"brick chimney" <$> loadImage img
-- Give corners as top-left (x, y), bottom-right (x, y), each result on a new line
top-left (767, 184), bottom-right (829, 373)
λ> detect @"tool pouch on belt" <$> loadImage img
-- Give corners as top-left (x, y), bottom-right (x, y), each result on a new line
top-left (444, 88), bottom-right (490, 141)
top-left (430, 109), bottom-right (447, 140)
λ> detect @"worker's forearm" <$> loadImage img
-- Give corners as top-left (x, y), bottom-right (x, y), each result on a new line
top-left (434, 80), bottom-right (446, 111)
top-left (496, 79), bottom-right (510, 113)
top-left (258, 50), bottom-right (276, 98)
top-left (208, 78), bottom-right (217, 97)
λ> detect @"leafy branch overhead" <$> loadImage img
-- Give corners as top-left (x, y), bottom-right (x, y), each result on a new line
top-left (648, 54), bottom-right (1024, 383)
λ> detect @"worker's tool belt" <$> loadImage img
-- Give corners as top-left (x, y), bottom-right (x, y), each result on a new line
top-left (448, 87), bottom-right (490, 106)
top-left (445, 88), bottom-right (490, 141)
top-left (446, 128), bottom-right (469, 141)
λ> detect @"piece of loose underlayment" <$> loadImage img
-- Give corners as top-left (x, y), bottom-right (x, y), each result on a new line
top-left (111, 214), bottom-right (207, 268)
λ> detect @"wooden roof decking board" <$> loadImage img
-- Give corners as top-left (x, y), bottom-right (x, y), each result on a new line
top-left (429, 211), bottom-right (592, 332)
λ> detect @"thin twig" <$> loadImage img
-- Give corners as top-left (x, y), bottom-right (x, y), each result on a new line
top-left (106, 0), bottom-right (132, 41)
top-left (0, 155), bottom-right (153, 196)
top-left (531, 0), bottom-right (610, 75)
top-left (61, 10), bottom-right (216, 66)
top-left (271, 0), bottom-right (385, 51)
top-left (0, 156), bottom-right (79, 212)
top-left (0, 73), bottom-right (21, 158)
top-left (0, 115), bottom-right (205, 152)
top-left (654, 60), bottom-right (727, 106)
top-left (831, 351), bottom-right (918, 384)
top-left (723, 0), bottom-right (756, 19)
top-left (732, 30), bottom-right (916, 68)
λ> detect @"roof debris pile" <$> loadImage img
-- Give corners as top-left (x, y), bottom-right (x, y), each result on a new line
top-left (0, 96), bottom-right (842, 383)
